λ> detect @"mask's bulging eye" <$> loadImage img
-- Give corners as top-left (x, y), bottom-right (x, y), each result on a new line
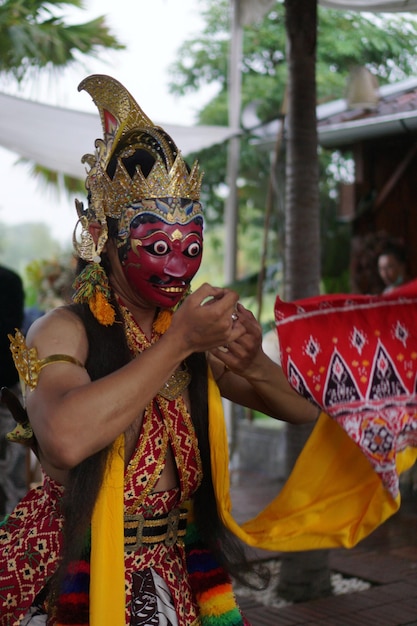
top-left (186, 242), bottom-right (202, 258)
top-left (149, 240), bottom-right (169, 255)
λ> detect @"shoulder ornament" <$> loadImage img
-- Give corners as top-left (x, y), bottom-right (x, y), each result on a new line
top-left (8, 329), bottom-right (84, 390)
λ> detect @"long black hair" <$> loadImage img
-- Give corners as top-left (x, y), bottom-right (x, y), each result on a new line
top-left (50, 231), bottom-right (266, 603)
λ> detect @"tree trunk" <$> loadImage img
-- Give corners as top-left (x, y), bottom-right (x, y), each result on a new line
top-left (278, 549), bottom-right (332, 602)
top-left (277, 0), bottom-right (331, 603)
top-left (284, 0), bottom-right (320, 302)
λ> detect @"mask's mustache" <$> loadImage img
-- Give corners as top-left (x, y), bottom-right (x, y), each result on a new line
top-left (150, 276), bottom-right (189, 287)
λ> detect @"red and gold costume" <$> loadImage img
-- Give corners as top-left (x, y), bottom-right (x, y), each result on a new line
top-left (0, 309), bottom-right (237, 626)
top-left (2, 305), bottom-right (417, 624)
top-left (0, 396), bottom-right (201, 625)
top-left (120, 305), bottom-right (203, 624)
top-left (1, 74), bottom-right (247, 626)
top-left (2, 74), bottom-right (417, 626)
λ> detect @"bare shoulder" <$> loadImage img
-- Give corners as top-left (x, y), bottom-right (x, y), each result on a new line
top-left (26, 306), bottom-right (88, 364)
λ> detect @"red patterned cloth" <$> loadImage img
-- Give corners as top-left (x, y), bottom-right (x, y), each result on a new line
top-left (0, 396), bottom-right (202, 626)
top-left (0, 476), bottom-right (64, 624)
top-left (275, 280), bottom-right (417, 499)
top-left (123, 394), bottom-right (202, 625)
top-left (1, 305), bottom-right (247, 625)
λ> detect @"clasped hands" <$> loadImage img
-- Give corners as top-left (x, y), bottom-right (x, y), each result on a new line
top-left (171, 283), bottom-right (263, 375)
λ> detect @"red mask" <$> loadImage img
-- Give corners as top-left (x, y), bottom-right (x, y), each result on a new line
top-left (122, 215), bottom-right (203, 308)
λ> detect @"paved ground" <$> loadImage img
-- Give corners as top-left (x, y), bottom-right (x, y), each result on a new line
top-left (230, 470), bottom-right (417, 626)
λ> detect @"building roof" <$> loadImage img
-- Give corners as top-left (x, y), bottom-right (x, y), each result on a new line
top-left (317, 77), bottom-right (417, 148)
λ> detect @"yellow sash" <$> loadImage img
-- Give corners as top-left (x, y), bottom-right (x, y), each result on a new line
top-left (207, 368), bottom-right (416, 550)
top-left (89, 369), bottom-right (417, 624)
top-left (90, 435), bottom-right (125, 624)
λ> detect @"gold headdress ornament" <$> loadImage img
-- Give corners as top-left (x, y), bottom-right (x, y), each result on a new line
top-left (74, 74), bottom-right (203, 254)
top-left (72, 74), bottom-right (204, 326)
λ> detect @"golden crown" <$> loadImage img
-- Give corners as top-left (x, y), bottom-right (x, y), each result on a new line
top-left (79, 74), bottom-right (203, 206)
top-left (74, 74), bottom-right (205, 262)
top-left (74, 75), bottom-right (204, 261)
top-left (82, 144), bottom-right (203, 220)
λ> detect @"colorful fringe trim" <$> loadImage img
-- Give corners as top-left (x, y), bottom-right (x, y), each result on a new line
top-left (185, 520), bottom-right (245, 626)
top-left (53, 520), bottom-right (245, 625)
top-left (55, 537), bottom-right (91, 626)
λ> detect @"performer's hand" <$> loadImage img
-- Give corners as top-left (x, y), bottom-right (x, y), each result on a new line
top-left (169, 283), bottom-right (245, 354)
top-left (210, 303), bottom-right (263, 376)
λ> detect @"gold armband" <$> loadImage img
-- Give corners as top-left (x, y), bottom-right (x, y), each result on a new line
top-left (8, 329), bottom-right (84, 390)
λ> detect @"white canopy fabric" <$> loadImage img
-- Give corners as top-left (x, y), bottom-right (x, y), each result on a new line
top-left (0, 91), bottom-right (238, 180)
top-left (1, 1), bottom-right (415, 181)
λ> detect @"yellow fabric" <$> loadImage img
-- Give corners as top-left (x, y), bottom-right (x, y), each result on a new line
top-left (88, 370), bottom-right (417, 624)
top-left (90, 434), bottom-right (125, 625)
top-left (207, 368), bottom-right (417, 551)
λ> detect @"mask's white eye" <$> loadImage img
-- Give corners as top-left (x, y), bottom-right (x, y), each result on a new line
top-left (186, 242), bottom-right (202, 258)
top-left (149, 240), bottom-right (169, 255)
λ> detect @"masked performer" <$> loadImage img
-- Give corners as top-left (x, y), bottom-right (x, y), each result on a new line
top-left (0, 75), bottom-right (318, 626)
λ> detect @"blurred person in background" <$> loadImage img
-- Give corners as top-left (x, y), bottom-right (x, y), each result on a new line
top-left (377, 239), bottom-right (410, 294)
top-left (0, 265), bottom-right (27, 515)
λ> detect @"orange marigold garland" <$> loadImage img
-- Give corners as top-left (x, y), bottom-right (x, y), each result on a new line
top-left (152, 309), bottom-right (173, 334)
top-left (89, 290), bottom-right (116, 326)
top-left (72, 263), bottom-right (116, 326)
top-left (152, 285), bottom-right (192, 335)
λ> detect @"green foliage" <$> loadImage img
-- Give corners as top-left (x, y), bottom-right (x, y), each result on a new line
top-left (0, 0), bottom-right (124, 282)
top-left (168, 0), bottom-right (417, 296)
top-left (0, 221), bottom-right (63, 279)
top-left (0, 221), bottom-right (75, 309)
top-left (171, 3), bottom-right (417, 122)
top-left (0, 0), bottom-right (124, 81)
top-left (168, 0), bottom-right (230, 96)
top-left (25, 253), bottom-right (75, 310)
top-left (317, 9), bottom-right (417, 91)
top-left (27, 160), bottom-right (85, 195)
top-left (172, 1), bottom-right (417, 131)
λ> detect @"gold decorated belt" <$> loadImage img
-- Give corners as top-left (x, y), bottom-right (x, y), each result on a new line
top-left (124, 507), bottom-right (188, 551)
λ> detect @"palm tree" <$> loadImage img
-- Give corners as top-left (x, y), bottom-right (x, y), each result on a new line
top-left (0, 0), bottom-right (123, 191)
top-left (0, 0), bottom-right (123, 82)
top-left (277, 0), bottom-right (331, 602)
top-left (284, 0), bottom-right (320, 302)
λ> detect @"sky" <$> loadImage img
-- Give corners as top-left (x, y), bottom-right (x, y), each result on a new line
top-left (0, 0), bottom-right (216, 245)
